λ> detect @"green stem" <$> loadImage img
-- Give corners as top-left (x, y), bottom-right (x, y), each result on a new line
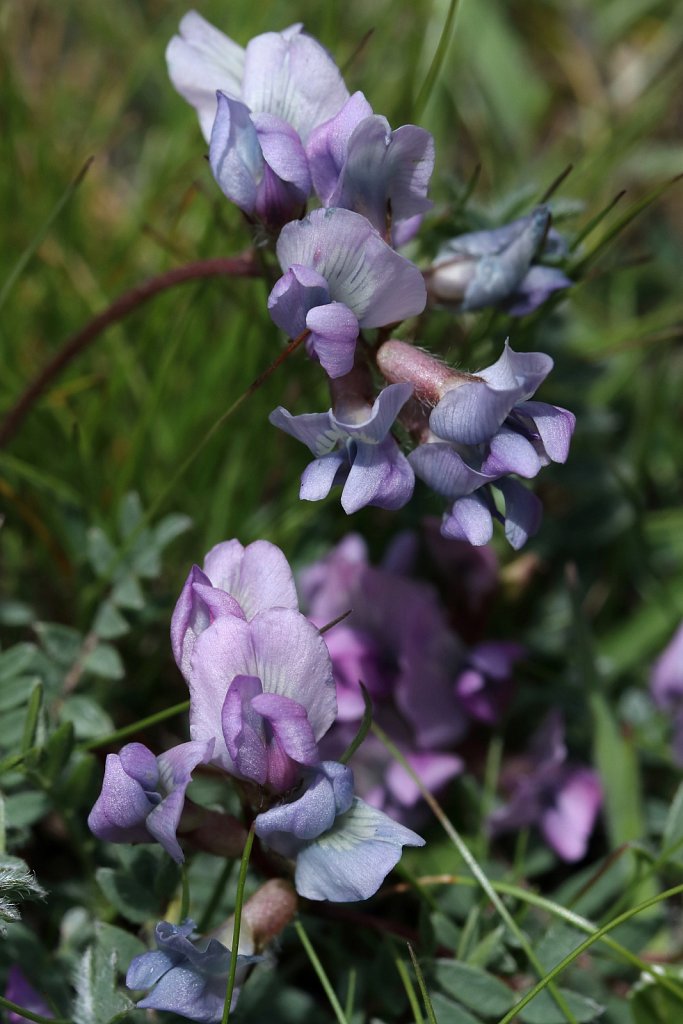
top-left (179, 864), bottom-right (191, 922)
top-left (198, 858), bottom-right (235, 933)
top-left (407, 943), bottom-right (438, 1024)
top-left (391, 941), bottom-right (424, 1024)
top-left (221, 824), bottom-right (255, 1024)
top-left (371, 722), bottom-right (579, 1024)
top-left (80, 700), bottom-right (190, 751)
top-left (0, 994), bottom-right (70, 1024)
top-left (295, 918), bottom-right (349, 1024)
top-left (496, 883), bottom-right (683, 1024)
top-left (413, 0), bottom-right (461, 118)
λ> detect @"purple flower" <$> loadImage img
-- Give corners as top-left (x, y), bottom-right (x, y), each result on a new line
top-left (455, 641), bottom-right (524, 724)
top-left (4, 966), bottom-right (53, 1024)
top-left (269, 383), bottom-right (415, 514)
top-left (187, 609), bottom-right (336, 789)
top-left (300, 535), bottom-right (467, 750)
top-left (409, 341), bottom-right (576, 548)
top-left (268, 208), bottom-right (426, 377)
top-left (490, 713), bottom-right (602, 862)
top-left (171, 539), bottom-right (299, 679)
top-left (307, 91), bottom-right (434, 245)
top-left (127, 919), bottom-right (254, 1023)
top-left (650, 623), bottom-right (683, 765)
top-left (427, 206), bottom-right (571, 314)
top-left (88, 740), bottom-right (213, 863)
top-left (167, 17), bottom-right (349, 228)
top-left (254, 761), bottom-right (424, 901)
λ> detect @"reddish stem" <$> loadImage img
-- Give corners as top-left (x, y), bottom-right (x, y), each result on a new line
top-left (0, 254), bottom-right (259, 447)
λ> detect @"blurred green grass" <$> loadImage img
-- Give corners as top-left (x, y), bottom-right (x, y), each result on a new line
top-left (1, 0), bottom-right (682, 665)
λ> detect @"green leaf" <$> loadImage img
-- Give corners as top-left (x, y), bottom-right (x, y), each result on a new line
top-left (662, 781), bottom-right (683, 864)
top-left (93, 601), bottom-right (130, 640)
top-left (0, 643), bottom-right (41, 682)
top-left (0, 672), bottom-right (42, 713)
top-left (73, 942), bottom-right (134, 1024)
top-left (96, 848), bottom-right (179, 925)
top-left (95, 921), bottom-right (146, 968)
top-left (82, 643), bottom-right (125, 680)
top-left (154, 512), bottom-right (193, 550)
top-left (118, 492), bottom-right (144, 538)
top-left (428, 991), bottom-right (483, 1024)
top-left (62, 696), bottom-right (114, 740)
top-left (590, 691), bottom-right (645, 848)
top-left (519, 987), bottom-right (604, 1023)
top-left (3, 791), bottom-right (51, 831)
top-left (434, 960), bottom-right (514, 1015)
top-left (110, 574), bottom-right (145, 611)
top-left (87, 527), bottom-right (117, 577)
top-left (34, 622), bottom-right (82, 667)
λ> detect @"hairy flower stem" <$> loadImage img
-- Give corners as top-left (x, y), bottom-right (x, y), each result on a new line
top-left (222, 824), bottom-right (255, 1024)
top-left (0, 255), bottom-right (259, 447)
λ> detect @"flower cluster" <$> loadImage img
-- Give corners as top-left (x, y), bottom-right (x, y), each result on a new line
top-left (89, 539), bottom-right (423, 1017)
top-left (299, 533), bottom-right (526, 825)
top-left (166, 13), bottom-right (575, 549)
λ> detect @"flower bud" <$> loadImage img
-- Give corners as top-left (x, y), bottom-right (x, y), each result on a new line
top-left (376, 340), bottom-right (471, 404)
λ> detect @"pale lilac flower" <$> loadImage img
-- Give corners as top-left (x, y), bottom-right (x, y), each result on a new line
top-left (490, 713), bottom-right (602, 862)
top-left (650, 623), bottom-right (683, 765)
top-left (171, 539), bottom-right (298, 679)
top-left (268, 208), bottom-right (426, 377)
top-left (254, 761), bottom-right (424, 901)
top-left (408, 341), bottom-right (576, 548)
top-left (127, 919), bottom-right (254, 1023)
top-left (88, 740), bottom-right (213, 863)
top-left (5, 967), bottom-right (53, 1024)
top-left (269, 383), bottom-right (415, 514)
top-left (187, 609), bottom-right (336, 789)
top-left (307, 91), bottom-right (434, 244)
top-left (427, 206), bottom-right (571, 314)
top-left (167, 17), bottom-right (349, 228)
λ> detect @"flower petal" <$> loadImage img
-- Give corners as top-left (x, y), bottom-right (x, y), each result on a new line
top-left (341, 437), bottom-right (414, 514)
top-left (300, 451), bottom-right (348, 501)
top-left (189, 611), bottom-right (336, 769)
top-left (255, 761), bottom-right (354, 852)
top-left (441, 493), bottom-right (494, 546)
top-left (307, 91), bottom-right (374, 203)
top-left (481, 426), bottom-right (543, 479)
top-left (276, 209), bottom-right (426, 326)
top-left (541, 769), bottom-right (602, 862)
top-left (409, 442), bottom-right (495, 497)
top-left (333, 383), bottom-right (414, 443)
top-left (520, 401), bottom-right (575, 463)
top-left (166, 12), bottom-right (245, 141)
top-left (87, 754), bottom-right (155, 843)
top-left (497, 478), bottom-right (543, 549)
top-left (267, 264), bottom-right (330, 339)
top-left (209, 92), bottom-right (264, 216)
top-left (504, 265), bottom-right (571, 316)
top-left (241, 27), bottom-right (349, 143)
top-left (306, 302), bottom-right (359, 378)
top-left (294, 797), bottom-right (424, 901)
top-left (203, 539), bottom-right (299, 619)
top-left (268, 406), bottom-right (340, 457)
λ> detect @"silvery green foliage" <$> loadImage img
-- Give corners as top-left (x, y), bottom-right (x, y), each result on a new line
top-left (0, 857), bottom-right (46, 934)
